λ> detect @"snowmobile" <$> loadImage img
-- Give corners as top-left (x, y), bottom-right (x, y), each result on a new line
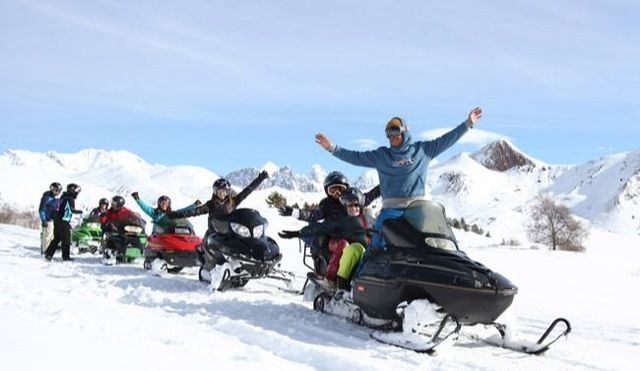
top-left (102, 210), bottom-right (148, 265)
top-left (198, 208), bottom-right (293, 291)
top-left (143, 218), bottom-right (202, 274)
top-left (302, 200), bottom-right (571, 354)
top-left (71, 215), bottom-right (103, 254)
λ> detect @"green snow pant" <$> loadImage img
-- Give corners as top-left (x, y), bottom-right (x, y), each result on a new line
top-left (337, 242), bottom-right (365, 280)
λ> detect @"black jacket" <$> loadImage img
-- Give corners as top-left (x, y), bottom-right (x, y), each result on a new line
top-left (54, 191), bottom-right (82, 222)
top-left (298, 185), bottom-right (381, 222)
top-left (168, 174), bottom-right (267, 223)
top-left (300, 214), bottom-right (369, 247)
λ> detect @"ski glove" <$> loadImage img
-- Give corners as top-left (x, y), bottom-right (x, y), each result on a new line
top-left (258, 170), bottom-right (269, 181)
top-left (131, 192), bottom-right (139, 200)
top-left (278, 230), bottom-right (300, 239)
top-left (194, 199), bottom-right (202, 206)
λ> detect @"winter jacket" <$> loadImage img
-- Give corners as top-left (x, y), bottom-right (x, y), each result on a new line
top-left (298, 185), bottom-right (381, 222)
top-left (38, 191), bottom-right (58, 222)
top-left (300, 214), bottom-right (370, 247)
top-left (167, 173), bottom-right (267, 223)
top-left (134, 198), bottom-right (197, 225)
top-left (332, 122), bottom-right (470, 204)
top-left (88, 207), bottom-right (105, 221)
top-left (54, 192), bottom-right (82, 223)
top-left (100, 207), bottom-right (136, 225)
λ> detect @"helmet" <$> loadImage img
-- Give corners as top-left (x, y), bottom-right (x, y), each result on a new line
top-left (339, 187), bottom-right (365, 210)
top-left (213, 178), bottom-right (231, 193)
top-left (323, 171), bottom-right (349, 196)
top-left (385, 116), bottom-right (406, 138)
top-left (50, 182), bottom-right (62, 194)
top-left (99, 198), bottom-right (109, 207)
top-left (66, 183), bottom-right (81, 194)
top-left (157, 195), bottom-right (171, 207)
top-left (111, 195), bottom-right (125, 209)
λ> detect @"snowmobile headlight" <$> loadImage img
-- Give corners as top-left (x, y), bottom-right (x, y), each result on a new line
top-left (124, 225), bottom-right (143, 234)
top-left (252, 223), bottom-right (266, 238)
top-left (425, 237), bottom-right (456, 251)
top-left (230, 222), bottom-right (251, 238)
top-left (87, 222), bottom-right (101, 229)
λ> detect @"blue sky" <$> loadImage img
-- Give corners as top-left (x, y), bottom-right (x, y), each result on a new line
top-left (1, 0), bottom-right (639, 179)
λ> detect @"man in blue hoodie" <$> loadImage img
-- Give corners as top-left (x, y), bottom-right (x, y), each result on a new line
top-left (315, 107), bottom-right (482, 248)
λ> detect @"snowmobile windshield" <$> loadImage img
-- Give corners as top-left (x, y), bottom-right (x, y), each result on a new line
top-left (152, 218), bottom-right (195, 235)
top-left (111, 210), bottom-right (146, 230)
top-left (403, 200), bottom-right (458, 251)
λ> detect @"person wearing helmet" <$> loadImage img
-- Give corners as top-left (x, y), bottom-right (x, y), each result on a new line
top-left (278, 171), bottom-right (380, 222)
top-left (131, 192), bottom-right (200, 225)
top-left (88, 198), bottom-right (110, 220)
top-left (167, 170), bottom-right (269, 222)
top-left (44, 183), bottom-right (83, 261)
top-left (38, 182), bottom-right (63, 254)
top-left (99, 195), bottom-right (135, 227)
top-left (315, 107), bottom-right (482, 248)
top-left (167, 171), bottom-right (269, 264)
top-left (279, 187), bottom-right (372, 290)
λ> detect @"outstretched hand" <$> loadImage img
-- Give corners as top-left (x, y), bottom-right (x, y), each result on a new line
top-left (131, 192), bottom-right (139, 200)
top-left (467, 107), bottom-right (483, 127)
top-left (258, 170), bottom-right (269, 181)
top-left (315, 133), bottom-right (334, 151)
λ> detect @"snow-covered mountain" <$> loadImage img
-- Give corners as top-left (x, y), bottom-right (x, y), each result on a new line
top-left (1, 143), bottom-right (639, 238)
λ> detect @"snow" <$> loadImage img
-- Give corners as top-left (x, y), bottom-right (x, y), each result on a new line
top-left (2, 217), bottom-right (639, 370)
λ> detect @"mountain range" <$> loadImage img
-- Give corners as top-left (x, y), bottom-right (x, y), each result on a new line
top-left (1, 141), bottom-right (638, 239)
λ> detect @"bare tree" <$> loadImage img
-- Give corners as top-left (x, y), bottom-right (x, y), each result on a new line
top-left (527, 195), bottom-right (588, 252)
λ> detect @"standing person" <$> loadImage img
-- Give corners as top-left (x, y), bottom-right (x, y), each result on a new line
top-left (315, 107), bottom-right (482, 248)
top-left (38, 182), bottom-right (62, 254)
top-left (44, 183), bottom-right (82, 261)
top-left (88, 198), bottom-right (109, 220)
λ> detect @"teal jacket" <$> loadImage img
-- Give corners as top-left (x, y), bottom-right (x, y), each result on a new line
top-left (332, 121), bottom-right (470, 200)
top-left (135, 198), bottom-right (197, 225)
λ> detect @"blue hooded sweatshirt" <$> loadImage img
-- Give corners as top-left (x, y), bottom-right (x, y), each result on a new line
top-left (332, 121), bottom-right (470, 204)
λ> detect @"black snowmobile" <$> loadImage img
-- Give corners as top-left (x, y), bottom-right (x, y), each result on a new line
top-left (102, 211), bottom-right (148, 265)
top-left (303, 200), bottom-right (571, 354)
top-left (198, 208), bottom-right (293, 291)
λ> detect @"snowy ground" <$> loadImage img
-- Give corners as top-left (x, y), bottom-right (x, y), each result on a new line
top-left (1, 223), bottom-right (639, 371)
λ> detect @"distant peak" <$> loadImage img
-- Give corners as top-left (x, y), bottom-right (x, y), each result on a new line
top-left (471, 139), bottom-right (536, 171)
top-left (260, 161), bottom-right (280, 175)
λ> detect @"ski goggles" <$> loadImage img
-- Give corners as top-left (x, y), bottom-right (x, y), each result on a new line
top-left (327, 184), bottom-right (347, 196)
top-left (385, 126), bottom-right (405, 138)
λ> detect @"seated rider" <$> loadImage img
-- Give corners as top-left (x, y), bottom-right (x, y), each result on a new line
top-left (88, 198), bottom-right (109, 220)
top-left (131, 192), bottom-right (200, 230)
top-left (279, 187), bottom-right (370, 291)
top-left (99, 195), bottom-right (137, 231)
top-left (278, 171), bottom-right (379, 280)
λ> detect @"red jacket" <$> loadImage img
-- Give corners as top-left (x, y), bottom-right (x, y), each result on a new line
top-left (100, 207), bottom-right (136, 225)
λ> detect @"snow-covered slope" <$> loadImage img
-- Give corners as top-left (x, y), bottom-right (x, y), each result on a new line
top-left (1, 219), bottom-right (639, 371)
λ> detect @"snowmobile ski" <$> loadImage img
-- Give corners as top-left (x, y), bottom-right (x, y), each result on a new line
top-left (467, 318), bottom-right (572, 355)
top-left (370, 313), bottom-right (461, 354)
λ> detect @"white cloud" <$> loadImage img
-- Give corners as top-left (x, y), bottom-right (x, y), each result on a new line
top-left (418, 128), bottom-right (511, 147)
top-left (352, 139), bottom-right (379, 150)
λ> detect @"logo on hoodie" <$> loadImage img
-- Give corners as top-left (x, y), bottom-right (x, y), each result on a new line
top-left (392, 156), bottom-right (415, 167)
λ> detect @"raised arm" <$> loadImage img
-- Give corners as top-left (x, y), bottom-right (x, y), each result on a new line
top-left (234, 170), bottom-right (269, 206)
top-left (363, 185), bottom-right (381, 207)
top-left (167, 203), bottom-right (209, 219)
top-left (422, 108), bottom-right (481, 159)
top-left (316, 133), bottom-right (381, 168)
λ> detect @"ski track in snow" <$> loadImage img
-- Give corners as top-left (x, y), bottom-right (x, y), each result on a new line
top-left (1, 224), bottom-right (639, 371)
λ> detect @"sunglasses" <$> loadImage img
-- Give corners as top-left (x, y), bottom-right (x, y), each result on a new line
top-left (385, 127), bottom-right (404, 138)
top-left (327, 184), bottom-right (347, 196)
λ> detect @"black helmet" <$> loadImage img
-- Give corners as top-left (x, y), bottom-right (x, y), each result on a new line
top-left (66, 183), bottom-right (81, 195)
top-left (50, 182), bottom-right (62, 194)
top-left (99, 198), bottom-right (109, 207)
top-left (213, 178), bottom-right (231, 193)
top-left (339, 187), bottom-right (365, 209)
top-left (111, 195), bottom-right (125, 209)
top-left (323, 171), bottom-right (349, 196)
top-left (157, 195), bottom-right (171, 207)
